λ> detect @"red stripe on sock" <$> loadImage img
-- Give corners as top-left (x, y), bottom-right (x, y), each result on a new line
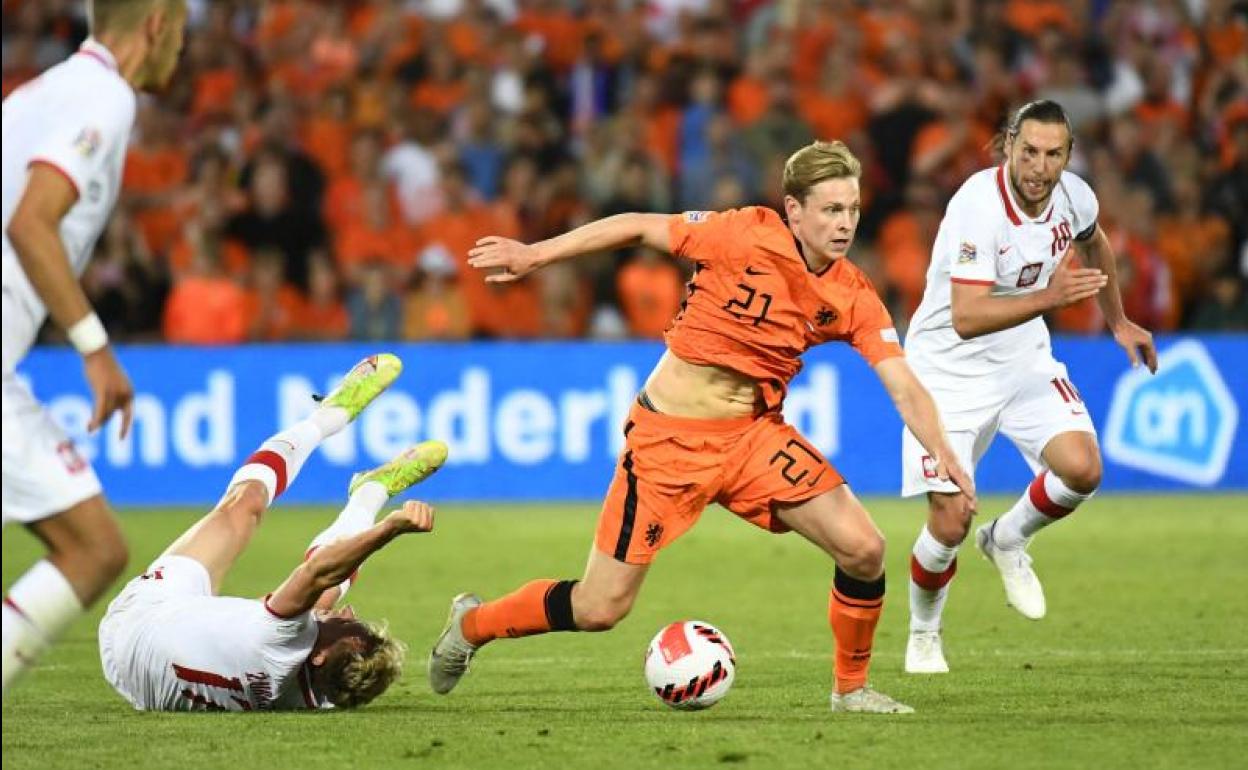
top-left (3, 596), bottom-right (30, 621)
top-left (245, 450), bottom-right (288, 497)
top-left (1028, 472), bottom-right (1072, 519)
top-left (909, 554), bottom-right (958, 590)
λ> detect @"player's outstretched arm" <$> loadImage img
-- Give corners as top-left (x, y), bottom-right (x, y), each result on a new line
top-left (875, 357), bottom-right (977, 508)
top-left (6, 164), bottom-right (133, 436)
top-left (1074, 225), bottom-right (1157, 373)
top-left (468, 213), bottom-right (671, 283)
top-left (950, 250), bottom-right (1108, 339)
top-left (266, 501), bottom-right (435, 617)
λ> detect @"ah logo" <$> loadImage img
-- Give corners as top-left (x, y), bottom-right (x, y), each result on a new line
top-left (1104, 340), bottom-right (1239, 486)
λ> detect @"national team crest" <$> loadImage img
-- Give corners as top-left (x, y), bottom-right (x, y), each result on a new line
top-left (73, 127), bottom-right (101, 157)
top-left (1016, 262), bottom-right (1043, 288)
top-left (958, 241), bottom-right (977, 264)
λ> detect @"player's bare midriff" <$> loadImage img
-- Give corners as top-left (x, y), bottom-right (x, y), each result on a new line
top-left (641, 349), bottom-right (760, 420)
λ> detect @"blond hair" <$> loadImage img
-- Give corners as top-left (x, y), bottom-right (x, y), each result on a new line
top-left (782, 141), bottom-right (862, 203)
top-left (319, 620), bottom-right (407, 709)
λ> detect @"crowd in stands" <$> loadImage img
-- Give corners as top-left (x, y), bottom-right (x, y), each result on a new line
top-left (4, 0), bottom-right (1246, 343)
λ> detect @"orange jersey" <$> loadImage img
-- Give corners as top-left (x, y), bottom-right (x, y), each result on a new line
top-left (664, 207), bottom-right (903, 410)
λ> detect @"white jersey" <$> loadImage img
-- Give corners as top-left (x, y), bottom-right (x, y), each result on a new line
top-left (99, 557), bottom-right (330, 712)
top-left (1, 40), bottom-right (135, 373)
top-left (905, 165), bottom-right (1099, 385)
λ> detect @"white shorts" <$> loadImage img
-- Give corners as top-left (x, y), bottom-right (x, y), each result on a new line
top-left (901, 355), bottom-right (1096, 497)
top-left (2, 373), bottom-right (102, 525)
top-left (98, 554), bottom-right (214, 708)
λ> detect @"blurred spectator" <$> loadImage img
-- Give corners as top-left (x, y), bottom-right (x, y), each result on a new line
top-left (616, 248), bottom-right (684, 339)
top-left (347, 262), bottom-right (402, 341)
top-left (162, 233), bottom-right (248, 345)
top-left (334, 179), bottom-right (422, 281)
top-left (298, 256), bottom-right (350, 341)
top-left (227, 156), bottom-right (328, 290)
top-left (403, 246), bottom-right (472, 340)
top-left (383, 107), bottom-right (443, 224)
top-left (85, 211), bottom-right (168, 340)
top-left (242, 249), bottom-right (305, 342)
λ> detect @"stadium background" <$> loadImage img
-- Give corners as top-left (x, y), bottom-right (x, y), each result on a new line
top-left (3, 3), bottom-right (1247, 767)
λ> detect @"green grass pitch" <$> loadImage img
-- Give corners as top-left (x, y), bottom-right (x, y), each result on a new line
top-left (3, 494), bottom-right (1246, 769)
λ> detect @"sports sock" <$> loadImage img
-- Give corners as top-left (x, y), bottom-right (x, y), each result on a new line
top-left (226, 417), bottom-right (327, 505)
top-left (909, 526), bottom-right (959, 633)
top-left (303, 481), bottom-right (390, 600)
top-left (992, 470), bottom-right (1094, 549)
top-left (828, 568), bottom-right (885, 694)
top-left (461, 579), bottom-right (579, 647)
top-left (2, 561), bottom-right (84, 697)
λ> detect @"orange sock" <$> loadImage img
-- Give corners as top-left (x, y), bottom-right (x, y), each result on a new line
top-left (828, 568), bottom-right (885, 694)
top-left (461, 579), bottom-right (579, 646)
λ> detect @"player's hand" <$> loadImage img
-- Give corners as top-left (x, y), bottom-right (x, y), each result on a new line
top-left (1112, 319), bottom-right (1157, 373)
top-left (83, 346), bottom-right (133, 439)
top-left (467, 236), bottom-right (542, 283)
top-left (935, 455), bottom-right (977, 512)
top-left (385, 500), bottom-right (435, 534)
top-left (1045, 251), bottom-right (1107, 308)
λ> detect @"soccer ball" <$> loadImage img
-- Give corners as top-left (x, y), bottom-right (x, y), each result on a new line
top-left (643, 620), bottom-right (736, 710)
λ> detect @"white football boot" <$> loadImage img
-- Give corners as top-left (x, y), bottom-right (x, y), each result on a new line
top-left (428, 593), bottom-right (483, 694)
top-left (830, 686), bottom-right (915, 714)
top-left (904, 630), bottom-right (949, 674)
top-left (976, 522), bottom-right (1046, 620)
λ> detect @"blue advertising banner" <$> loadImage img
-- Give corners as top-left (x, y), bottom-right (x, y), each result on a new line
top-left (14, 335), bottom-right (1246, 506)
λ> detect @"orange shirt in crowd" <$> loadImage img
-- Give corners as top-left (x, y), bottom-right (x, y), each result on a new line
top-left (242, 285), bottom-right (305, 341)
top-left (1156, 213), bottom-right (1230, 325)
top-left (1004, 0), bottom-right (1076, 36)
top-left (191, 67), bottom-right (238, 119)
top-left (402, 284), bottom-right (472, 340)
top-left (296, 299), bottom-right (350, 340)
top-left (303, 114), bottom-right (352, 180)
top-left (123, 146), bottom-right (188, 253)
top-left (800, 90), bottom-right (868, 142)
top-left (617, 258), bottom-right (685, 339)
top-left (334, 219), bottom-right (422, 276)
top-left (875, 211), bottom-right (932, 315)
top-left (514, 8), bottom-right (584, 72)
top-left (727, 74), bottom-right (769, 126)
top-left (162, 276), bottom-right (248, 344)
top-left (410, 80), bottom-right (467, 115)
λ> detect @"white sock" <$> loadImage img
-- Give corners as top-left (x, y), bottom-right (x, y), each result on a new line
top-left (2, 561), bottom-right (84, 696)
top-left (304, 481), bottom-right (390, 600)
top-left (909, 526), bottom-right (959, 633)
top-left (992, 470), bottom-right (1094, 550)
top-left (227, 418), bottom-right (327, 504)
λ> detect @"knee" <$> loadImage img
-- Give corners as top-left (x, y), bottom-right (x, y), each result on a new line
top-left (928, 495), bottom-right (972, 545)
top-left (96, 533), bottom-right (130, 582)
top-left (1057, 453), bottom-right (1102, 494)
top-left (840, 532), bottom-right (885, 579)
top-left (49, 522), bottom-right (129, 583)
top-left (573, 593), bottom-right (634, 632)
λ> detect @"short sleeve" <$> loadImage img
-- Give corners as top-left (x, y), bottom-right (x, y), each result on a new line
top-left (667, 208), bottom-right (744, 262)
top-left (1062, 172), bottom-right (1100, 241)
top-left (27, 87), bottom-right (132, 197)
top-left (945, 192), bottom-right (1000, 287)
top-left (849, 282), bottom-right (904, 366)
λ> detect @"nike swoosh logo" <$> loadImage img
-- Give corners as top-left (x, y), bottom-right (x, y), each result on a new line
top-left (744, 266), bottom-right (768, 276)
top-left (1070, 410), bottom-right (1085, 416)
top-left (998, 245), bottom-right (1012, 255)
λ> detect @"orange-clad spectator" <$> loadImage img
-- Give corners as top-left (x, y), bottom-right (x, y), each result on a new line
top-left (617, 248), bottom-right (684, 339)
top-left (615, 74), bottom-right (680, 175)
top-left (727, 48), bottom-right (771, 126)
top-left (539, 262), bottom-right (593, 338)
top-left (791, 3), bottom-right (840, 87)
top-left (410, 44), bottom-right (467, 115)
top-left (168, 196), bottom-right (251, 279)
top-left (254, 0), bottom-right (303, 49)
top-left (1155, 175), bottom-right (1232, 326)
top-left (123, 105), bottom-right (188, 254)
top-left (334, 180), bottom-right (422, 280)
top-left (514, 0), bottom-right (585, 73)
top-left (859, 1), bottom-right (922, 61)
top-left (800, 50), bottom-right (870, 143)
top-left (1203, 0), bottom-right (1248, 64)
top-left (402, 245), bottom-right (472, 340)
top-left (876, 180), bottom-right (943, 315)
top-left (296, 256), bottom-right (350, 341)
top-left (1134, 59), bottom-right (1189, 135)
top-left (242, 250), bottom-right (306, 342)
top-left (303, 89), bottom-right (353, 180)
top-left (324, 129), bottom-right (390, 233)
top-left (1004, 0), bottom-right (1075, 38)
top-left (910, 89), bottom-right (994, 194)
top-left (420, 164), bottom-right (542, 337)
top-left (162, 239), bottom-right (248, 345)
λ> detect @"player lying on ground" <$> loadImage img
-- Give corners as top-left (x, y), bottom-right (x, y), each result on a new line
top-left (433, 141), bottom-right (975, 714)
top-left (900, 100), bottom-right (1157, 674)
top-left (2, 0), bottom-right (188, 697)
top-left (98, 354), bottom-right (449, 710)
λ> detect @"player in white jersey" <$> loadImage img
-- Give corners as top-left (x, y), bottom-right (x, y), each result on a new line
top-left (2, 1), bottom-right (190, 697)
top-left (899, 101), bottom-right (1157, 673)
top-left (100, 354), bottom-right (449, 711)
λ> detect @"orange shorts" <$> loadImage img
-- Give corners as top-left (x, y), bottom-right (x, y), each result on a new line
top-left (595, 399), bottom-right (845, 564)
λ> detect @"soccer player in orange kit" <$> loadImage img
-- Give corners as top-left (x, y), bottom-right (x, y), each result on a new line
top-left (430, 141), bottom-right (975, 714)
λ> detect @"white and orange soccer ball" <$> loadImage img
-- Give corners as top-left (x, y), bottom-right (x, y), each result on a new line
top-left (643, 620), bottom-right (736, 710)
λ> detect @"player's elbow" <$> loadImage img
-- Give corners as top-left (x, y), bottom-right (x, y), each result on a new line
top-left (950, 308), bottom-right (983, 340)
